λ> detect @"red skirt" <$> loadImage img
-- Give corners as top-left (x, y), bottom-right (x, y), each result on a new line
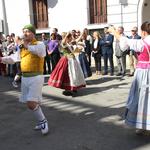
top-left (48, 56), bottom-right (85, 91)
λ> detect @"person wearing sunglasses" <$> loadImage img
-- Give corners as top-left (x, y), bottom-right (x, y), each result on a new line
top-left (128, 27), bottom-right (141, 76)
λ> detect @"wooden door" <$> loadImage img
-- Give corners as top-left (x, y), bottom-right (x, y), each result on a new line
top-left (89, 0), bottom-right (107, 24)
top-left (32, 0), bottom-right (48, 28)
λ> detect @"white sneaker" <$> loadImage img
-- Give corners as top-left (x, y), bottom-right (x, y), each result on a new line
top-left (135, 129), bottom-right (145, 135)
top-left (12, 81), bottom-right (18, 88)
top-left (41, 120), bottom-right (49, 135)
top-left (34, 119), bottom-right (49, 135)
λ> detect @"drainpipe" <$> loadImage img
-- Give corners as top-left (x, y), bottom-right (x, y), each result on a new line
top-left (120, 0), bottom-right (129, 26)
top-left (137, 0), bottom-right (141, 28)
top-left (120, 4), bottom-right (123, 26)
top-left (2, 0), bottom-right (9, 35)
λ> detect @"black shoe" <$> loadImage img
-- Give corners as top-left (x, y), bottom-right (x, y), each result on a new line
top-left (122, 73), bottom-right (126, 77)
top-left (48, 71), bottom-right (51, 74)
top-left (103, 72), bottom-right (108, 75)
top-left (128, 73), bottom-right (134, 77)
top-left (116, 73), bottom-right (122, 76)
top-left (12, 81), bottom-right (19, 88)
top-left (62, 91), bottom-right (73, 96)
top-left (73, 90), bottom-right (77, 93)
top-left (43, 72), bottom-right (47, 75)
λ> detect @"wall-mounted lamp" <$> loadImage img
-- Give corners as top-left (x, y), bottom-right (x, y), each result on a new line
top-left (144, 3), bottom-right (148, 7)
top-left (119, 0), bottom-right (128, 5)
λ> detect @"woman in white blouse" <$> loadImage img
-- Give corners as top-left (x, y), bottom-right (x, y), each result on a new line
top-left (109, 22), bottom-right (150, 135)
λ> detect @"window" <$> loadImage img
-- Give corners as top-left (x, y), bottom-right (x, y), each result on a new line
top-left (89, 0), bottom-right (107, 24)
top-left (32, 0), bottom-right (48, 29)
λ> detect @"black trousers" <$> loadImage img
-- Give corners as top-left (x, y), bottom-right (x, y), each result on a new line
top-left (86, 53), bottom-right (91, 66)
top-left (44, 56), bottom-right (51, 74)
top-left (103, 53), bottom-right (114, 74)
top-left (51, 53), bottom-right (61, 71)
top-left (93, 53), bottom-right (101, 71)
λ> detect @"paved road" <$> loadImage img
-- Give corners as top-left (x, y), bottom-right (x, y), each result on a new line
top-left (0, 74), bottom-right (150, 150)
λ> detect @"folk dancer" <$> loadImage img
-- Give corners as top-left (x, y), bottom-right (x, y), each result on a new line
top-left (0, 24), bottom-right (49, 135)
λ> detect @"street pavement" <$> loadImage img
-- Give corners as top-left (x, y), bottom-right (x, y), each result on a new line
top-left (0, 74), bottom-right (150, 150)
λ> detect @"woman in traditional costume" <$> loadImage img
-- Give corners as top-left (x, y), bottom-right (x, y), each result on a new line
top-left (48, 32), bottom-right (86, 96)
top-left (109, 22), bottom-right (150, 135)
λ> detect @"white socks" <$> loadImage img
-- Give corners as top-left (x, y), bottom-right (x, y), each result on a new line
top-left (33, 105), bottom-right (46, 122)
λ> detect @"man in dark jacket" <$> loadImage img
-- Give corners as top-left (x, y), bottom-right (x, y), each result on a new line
top-left (100, 27), bottom-right (114, 75)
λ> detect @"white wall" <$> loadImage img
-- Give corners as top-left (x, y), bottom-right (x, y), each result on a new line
top-left (0, 1), bottom-right (3, 19)
top-left (142, 0), bottom-right (150, 22)
top-left (0, 0), bottom-right (146, 36)
top-left (107, 0), bottom-right (139, 35)
top-left (1, 0), bottom-right (31, 35)
top-left (48, 0), bottom-right (88, 33)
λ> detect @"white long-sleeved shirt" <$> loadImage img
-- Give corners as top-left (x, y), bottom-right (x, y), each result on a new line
top-left (1, 41), bottom-right (46, 64)
top-left (119, 35), bottom-right (150, 53)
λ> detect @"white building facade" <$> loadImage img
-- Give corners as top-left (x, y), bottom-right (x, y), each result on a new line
top-left (0, 0), bottom-right (149, 35)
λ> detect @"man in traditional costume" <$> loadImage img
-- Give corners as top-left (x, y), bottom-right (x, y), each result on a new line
top-left (0, 24), bottom-right (49, 135)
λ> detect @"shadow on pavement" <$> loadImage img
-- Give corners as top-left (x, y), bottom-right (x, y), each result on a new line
top-left (76, 82), bottom-right (129, 97)
top-left (86, 76), bottom-right (124, 85)
top-left (0, 76), bottom-right (150, 150)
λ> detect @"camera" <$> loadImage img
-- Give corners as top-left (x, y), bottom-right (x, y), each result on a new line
top-left (18, 35), bottom-right (25, 49)
top-left (19, 44), bottom-right (24, 49)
